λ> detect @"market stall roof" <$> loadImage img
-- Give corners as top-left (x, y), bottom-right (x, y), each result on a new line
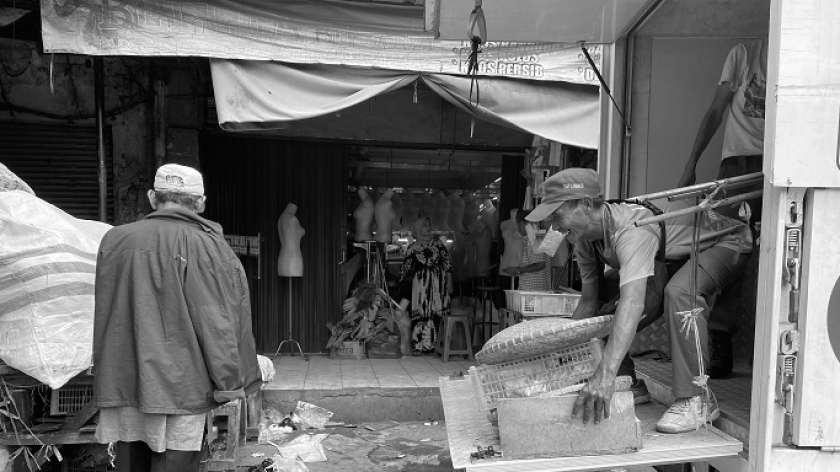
top-left (211, 61), bottom-right (600, 148)
top-left (40, 0), bottom-right (596, 84)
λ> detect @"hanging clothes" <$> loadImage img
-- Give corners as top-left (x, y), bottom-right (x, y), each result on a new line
top-left (398, 237), bottom-right (452, 352)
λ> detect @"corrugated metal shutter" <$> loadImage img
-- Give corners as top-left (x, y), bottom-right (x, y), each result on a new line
top-left (201, 132), bottom-right (348, 354)
top-left (0, 122), bottom-right (114, 223)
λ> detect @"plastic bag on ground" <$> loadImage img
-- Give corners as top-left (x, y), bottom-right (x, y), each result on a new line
top-left (293, 401), bottom-right (333, 430)
top-left (0, 183), bottom-right (111, 388)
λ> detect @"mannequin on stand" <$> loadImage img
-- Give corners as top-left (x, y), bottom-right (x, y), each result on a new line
top-left (432, 191), bottom-right (451, 232)
top-left (375, 189), bottom-right (397, 242)
top-left (463, 193), bottom-right (480, 231)
top-left (448, 191), bottom-right (466, 233)
top-left (500, 208), bottom-right (525, 276)
top-left (480, 199), bottom-right (498, 240)
top-left (354, 188), bottom-right (374, 242)
top-left (276, 203), bottom-right (307, 358)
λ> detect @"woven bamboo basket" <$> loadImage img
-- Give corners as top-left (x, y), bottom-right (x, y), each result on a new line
top-left (475, 315), bottom-right (614, 365)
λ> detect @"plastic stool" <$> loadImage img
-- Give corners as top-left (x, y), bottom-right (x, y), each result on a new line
top-left (473, 285), bottom-right (502, 347)
top-left (435, 314), bottom-right (474, 363)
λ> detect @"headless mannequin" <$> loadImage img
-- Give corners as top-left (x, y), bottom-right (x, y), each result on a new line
top-left (449, 231), bottom-right (469, 282)
top-left (354, 188), bottom-right (374, 242)
top-left (278, 203), bottom-right (305, 277)
top-left (500, 209), bottom-right (525, 273)
top-left (480, 199), bottom-right (498, 240)
top-left (391, 192), bottom-right (404, 231)
top-left (463, 193), bottom-right (480, 231)
top-left (420, 191), bottom-right (435, 222)
top-left (448, 191), bottom-right (465, 233)
top-left (401, 192), bottom-right (419, 232)
top-left (431, 191), bottom-right (451, 232)
top-left (375, 189), bottom-right (397, 242)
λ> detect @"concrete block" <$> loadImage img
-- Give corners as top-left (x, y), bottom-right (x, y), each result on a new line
top-left (497, 391), bottom-right (642, 459)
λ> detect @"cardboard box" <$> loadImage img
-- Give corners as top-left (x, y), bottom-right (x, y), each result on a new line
top-left (329, 341), bottom-right (365, 360)
top-left (497, 391), bottom-right (642, 459)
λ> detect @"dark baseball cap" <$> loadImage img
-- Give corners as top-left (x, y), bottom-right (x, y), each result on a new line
top-left (526, 168), bottom-right (600, 222)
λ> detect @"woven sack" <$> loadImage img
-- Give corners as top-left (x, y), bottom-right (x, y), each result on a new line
top-left (476, 315), bottom-right (614, 365)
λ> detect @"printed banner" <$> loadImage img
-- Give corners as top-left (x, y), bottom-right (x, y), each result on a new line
top-left (40, 0), bottom-right (601, 84)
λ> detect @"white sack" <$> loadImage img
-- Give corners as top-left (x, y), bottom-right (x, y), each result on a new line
top-left (0, 185), bottom-right (110, 388)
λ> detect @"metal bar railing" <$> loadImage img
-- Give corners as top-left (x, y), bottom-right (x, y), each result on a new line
top-left (626, 172), bottom-right (763, 203)
top-left (634, 190), bottom-right (763, 228)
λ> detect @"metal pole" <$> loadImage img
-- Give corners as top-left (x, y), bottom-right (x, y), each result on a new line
top-left (633, 190), bottom-right (763, 227)
top-left (94, 57), bottom-right (107, 223)
top-left (628, 172), bottom-right (763, 203)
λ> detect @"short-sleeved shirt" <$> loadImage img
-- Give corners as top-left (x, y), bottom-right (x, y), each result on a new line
top-left (518, 235), bottom-right (552, 291)
top-left (720, 41), bottom-right (766, 159)
top-left (576, 202), bottom-right (752, 287)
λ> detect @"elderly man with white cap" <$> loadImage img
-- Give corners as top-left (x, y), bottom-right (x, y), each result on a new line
top-left (526, 168), bottom-right (751, 434)
top-left (92, 164), bottom-right (261, 471)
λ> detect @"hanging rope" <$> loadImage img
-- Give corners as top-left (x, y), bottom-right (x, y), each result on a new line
top-left (676, 196), bottom-right (716, 430)
top-left (579, 43), bottom-right (631, 134)
top-left (466, 0), bottom-right (486, 108)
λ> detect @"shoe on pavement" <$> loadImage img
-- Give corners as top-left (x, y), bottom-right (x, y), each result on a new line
top-left (707, 330), bottom-right (733, 378)
top-left (630, 379), bottom-right (650, 404)
top-left (655, 396), bottom-right (720, 434)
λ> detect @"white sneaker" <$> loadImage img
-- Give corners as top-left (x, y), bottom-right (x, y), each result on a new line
top-left (655, 396), bottom-right (720, 434)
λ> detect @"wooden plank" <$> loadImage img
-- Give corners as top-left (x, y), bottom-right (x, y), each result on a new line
top-left (0, 430), bottom-right (97, 446)
top-left (62, 403), bottom-right (99, 431)
top-left (440, 375), bottom-right (742, 472)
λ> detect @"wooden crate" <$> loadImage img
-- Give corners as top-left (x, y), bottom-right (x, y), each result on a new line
top-left (203, 399), bottom-right (241, 472)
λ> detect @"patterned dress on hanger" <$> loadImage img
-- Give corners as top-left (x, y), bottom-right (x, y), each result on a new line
top-left (398, 237), bottom-right (452, 352)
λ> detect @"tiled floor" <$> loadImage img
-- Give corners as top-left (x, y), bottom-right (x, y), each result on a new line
top-left (263, 354), bottom-right (476, 390)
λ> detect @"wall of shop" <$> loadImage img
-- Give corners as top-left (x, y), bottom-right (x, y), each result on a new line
top-left (627, 0), bottom-right (771, 196)
top-left (0, 40), bottom-right (152, 224)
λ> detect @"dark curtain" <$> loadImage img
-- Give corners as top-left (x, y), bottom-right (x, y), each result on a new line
top-left (200, 133), bottom-right (348, 353)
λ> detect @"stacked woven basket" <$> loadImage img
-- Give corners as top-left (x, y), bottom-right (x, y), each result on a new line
top-left (469, 315), bottom-right (632, 410)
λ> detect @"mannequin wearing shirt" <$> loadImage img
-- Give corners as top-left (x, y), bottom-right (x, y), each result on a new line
top-left (278, 203), bottom-right (305, 277)
top-left (354, 188), bottom-right (374, 242)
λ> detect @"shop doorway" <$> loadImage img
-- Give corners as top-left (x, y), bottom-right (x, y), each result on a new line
top-left (200, 133), bottom-right (348, 354)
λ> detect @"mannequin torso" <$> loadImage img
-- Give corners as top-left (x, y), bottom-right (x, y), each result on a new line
top-left (353, 188), bottom-right (374, 242)
top-left (278, 203), bottom-right (305, 277)
top-left (500, 209), bottom-right (524, 272)
top-left (401, 192), bottom-right (419, 232)
top-left (375, 189), bottom-right (397, 242)
top-left (420, 191), bottom-right (435, 221)
top-left (431, 191), bottom-right (451, 232)
top-left (480, 199), bottom-right (498, 240)
top-left (448, 191), bottom-right (465, 233)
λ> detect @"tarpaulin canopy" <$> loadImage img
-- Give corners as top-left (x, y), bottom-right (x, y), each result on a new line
top-left (211, 60), bottom-right (600, 149)
top-left (41, 0), bottom-right (599, 84)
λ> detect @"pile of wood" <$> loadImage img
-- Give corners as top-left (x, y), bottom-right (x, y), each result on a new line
top-left (325, 283), bottom-right (398, 350)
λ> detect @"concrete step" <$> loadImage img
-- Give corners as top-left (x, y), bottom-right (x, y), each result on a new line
top-left (263, 386), bottom-right (445, 424)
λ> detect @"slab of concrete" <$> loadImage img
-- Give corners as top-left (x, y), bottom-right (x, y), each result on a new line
top-left (262, 388), bottom-right (445, 424)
